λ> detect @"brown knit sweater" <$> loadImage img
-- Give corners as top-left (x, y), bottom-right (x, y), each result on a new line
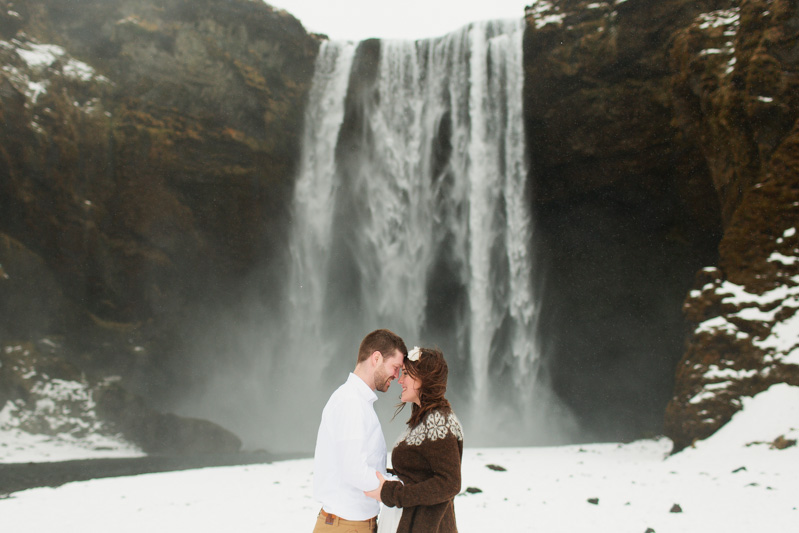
top-left (380, 409), bottom-right (464, 532)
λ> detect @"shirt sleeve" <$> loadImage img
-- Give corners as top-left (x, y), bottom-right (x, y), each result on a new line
top-left (330, 397), bottom-right (381, 491)
top-left (380, 434), bottom-right (461, 508)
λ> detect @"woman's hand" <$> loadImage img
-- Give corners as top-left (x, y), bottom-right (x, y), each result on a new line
top-left (363, 471), bottom-right (386, 501)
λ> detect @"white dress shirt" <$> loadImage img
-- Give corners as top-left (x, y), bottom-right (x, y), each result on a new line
top-left (313, 372), bottom-right (387, 520)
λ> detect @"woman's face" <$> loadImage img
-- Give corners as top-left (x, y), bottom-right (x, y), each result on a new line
top-left (399, 365), bottom-right (422, 406)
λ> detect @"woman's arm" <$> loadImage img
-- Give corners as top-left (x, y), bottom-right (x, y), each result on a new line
top-left (380, 435), bottom-right (461, 508)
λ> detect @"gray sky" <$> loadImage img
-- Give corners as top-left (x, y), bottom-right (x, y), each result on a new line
top-left (266, 0), bottom-right (531, 41)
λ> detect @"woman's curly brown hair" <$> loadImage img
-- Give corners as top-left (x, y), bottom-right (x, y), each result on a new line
top-left (395, 347), bottom-right (452, 427)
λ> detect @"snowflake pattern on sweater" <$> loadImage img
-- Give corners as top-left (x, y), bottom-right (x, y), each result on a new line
top-left (398, 411), bottom-right (464, 447)
top-left (383, 408), bottom-right (464, 532)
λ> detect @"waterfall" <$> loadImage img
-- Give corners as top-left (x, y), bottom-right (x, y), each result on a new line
top-left (279, 19), bottom-right (565, 447)
top-left (287, 40), bottom-right (357, 358)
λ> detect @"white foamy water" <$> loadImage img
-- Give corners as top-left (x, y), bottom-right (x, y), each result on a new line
top-left (275, 20), bottom-right (572, 447)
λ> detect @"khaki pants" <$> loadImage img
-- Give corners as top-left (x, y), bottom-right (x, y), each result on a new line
top-left (312, 509), bottom-right (377, 533)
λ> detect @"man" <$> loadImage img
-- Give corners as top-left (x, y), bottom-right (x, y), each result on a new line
top-left (312, 329), bottom-right (408, 532)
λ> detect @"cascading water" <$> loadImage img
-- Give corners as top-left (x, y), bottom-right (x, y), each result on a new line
top-left (286, 40), bottom-right (357, 359)
top-left (276, 19), bottom-right (572, 448)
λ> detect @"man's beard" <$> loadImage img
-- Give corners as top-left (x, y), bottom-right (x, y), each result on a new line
top-left (374, 365), bottom-right (392, 393)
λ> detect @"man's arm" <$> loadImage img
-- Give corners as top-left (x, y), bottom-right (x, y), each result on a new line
top-left (329, 396), bottom-right (382, 491)
top-left (335, 437), bottom-right (381, 491)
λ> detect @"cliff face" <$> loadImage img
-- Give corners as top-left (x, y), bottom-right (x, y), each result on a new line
top-left (524, 0), bottom-right (724, 441)
top-left (664, 0), bottom-right (799, 451)
top-left (1, 0), bottom-right (318, 324)
top-left (0, 0), bottom-right (319, 452)
top-left (524, 0), bottom-right (799, 447)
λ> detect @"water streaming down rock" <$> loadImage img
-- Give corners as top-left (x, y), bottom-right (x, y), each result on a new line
top-left (283, 20), bottom-right (568, 446)
top-left (287, 40), bottom-right (357, 359)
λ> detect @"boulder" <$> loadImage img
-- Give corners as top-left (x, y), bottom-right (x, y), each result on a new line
top-left (94, 382), bottom-right (242, 454)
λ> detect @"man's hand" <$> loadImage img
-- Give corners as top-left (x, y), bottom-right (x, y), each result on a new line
top-left (363, 471), bottom-right (386, 502)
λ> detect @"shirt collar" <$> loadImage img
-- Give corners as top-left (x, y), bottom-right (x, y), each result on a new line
top-left (348, 372), bottom-right (378, 404)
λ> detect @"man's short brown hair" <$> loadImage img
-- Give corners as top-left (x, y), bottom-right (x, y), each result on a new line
top-left (357, 329), bottom-right (408, 364)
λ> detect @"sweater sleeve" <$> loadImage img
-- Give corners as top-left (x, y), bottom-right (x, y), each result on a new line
top-left (380, 433), bottom-right (461, 508)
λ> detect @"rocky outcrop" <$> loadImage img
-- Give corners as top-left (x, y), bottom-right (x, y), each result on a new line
top-left (0, 0), bottom-right (319, 453)
top-left (94, 381), bottom-right (242, 454)
top-left (524, 0), bottom-right (798, 446)
top-left (663, 0), bottom-right (799, 451)
top-left (2, 0), bottom-right (318, 324)
top-left (0, 341), bottom-right (241, 455)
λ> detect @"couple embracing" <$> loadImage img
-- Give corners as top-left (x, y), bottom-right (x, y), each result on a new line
top-left (312, 329), bottom-right (463, 533)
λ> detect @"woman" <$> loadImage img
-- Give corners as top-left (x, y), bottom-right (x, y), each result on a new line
top-left (365, 346), bottom-right (463, 532)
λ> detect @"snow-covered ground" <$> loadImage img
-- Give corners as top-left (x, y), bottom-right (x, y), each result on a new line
top-left (1, 383), bottom-right (797, 532)
top-left (0, 425), bottom-right (143, 463)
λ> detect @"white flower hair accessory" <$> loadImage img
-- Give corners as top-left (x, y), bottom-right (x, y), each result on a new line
top-left (407, 346), bottom-right (422, 361)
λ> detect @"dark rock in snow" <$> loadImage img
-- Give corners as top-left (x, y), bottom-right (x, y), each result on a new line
top-left (771, 435), bottom-right (797, 450)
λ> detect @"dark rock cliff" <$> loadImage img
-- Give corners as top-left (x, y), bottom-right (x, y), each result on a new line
top-left (524, 0), bottom-right (723, 442)
top-left (663, 0), bottom-right (799, 451)
top-left (524, 0), bottom-right (798, 447)
top-left (0, 0), bottom-right (319, 453)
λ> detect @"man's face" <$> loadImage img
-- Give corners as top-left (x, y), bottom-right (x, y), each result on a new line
top-left (374, 349), bottom-right (403, 393)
